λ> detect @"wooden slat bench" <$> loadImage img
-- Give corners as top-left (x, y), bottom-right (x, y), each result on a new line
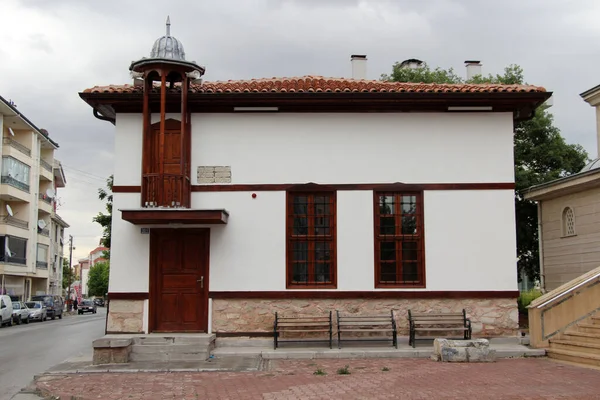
top-left (273, 311), bottom-right (332, 349)
top-left (336, 310), bottom-right (397, 349)
top-left (408, 309), bottom-right (472, 348)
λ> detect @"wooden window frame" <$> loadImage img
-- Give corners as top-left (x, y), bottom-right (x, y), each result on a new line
top-left (286, 190), bottom-right (337, 289)
top-left (373, 191), bottom-right (425, 288)
top-left (561, 206), bottom-right (576, 238)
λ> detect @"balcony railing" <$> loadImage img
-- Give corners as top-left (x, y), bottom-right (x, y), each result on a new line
top-left (40, 159), bottom-right (52, 172)
top-left (36, 261), bottom-right (48, 269)
top-left (142, 173), bottom-right (190, 208)
top-left (0, 254), bottom-right (26, 265)
top-left (38, 227), bottom-right (50, 237)
top-left (0, 215), bottom-right (29, 229)
top-left (39, 193), bottom-right (52, 204)
top-left (3, 137), bottom-right (31, 156)
top-left (1, 175), bottom-right (30, 192)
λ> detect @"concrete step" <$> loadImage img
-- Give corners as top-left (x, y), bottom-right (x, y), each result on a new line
top-left (550, 339), bottom-right (600, 356)
top-left (129, 351), bottom-right (209, 362)
top-left (132, 344), bottom-right (207, 354)
top-left (577, 323), bottom-right (600, 334)
top-left (133, 334), bottom-right (215, 346)
top-left (590, 316), bottom-right (600, 325)
top-left (547, 348), bottom-right (600, 367)
top-left (562, 331), bottom-right (600, 345)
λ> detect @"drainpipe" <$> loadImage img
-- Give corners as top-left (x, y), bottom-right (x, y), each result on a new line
top-left (537, 201), bottom-right (546, 292)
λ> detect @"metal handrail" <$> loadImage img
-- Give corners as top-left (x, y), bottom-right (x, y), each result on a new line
top-left (0, 215), bottom-right (29, 229)
top-left (40, 159), bottom-right (52, 172)
top-left (2, 137), bottom-right (31, 156)
top-left (536, 271), bottom-right (600, 309)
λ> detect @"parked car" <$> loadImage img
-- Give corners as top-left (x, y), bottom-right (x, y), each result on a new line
top-left (25, 301), bottom-right (47, 322)
top-left (93, 298), bottom-right (105, 307)
top-left (30, 295), bottom-right (63, 320)
top-left (11, 301), bottom-right (30, 324)
top-left (78, 300), bottom-right (97, 314)
top-left (0, 295), bottom-right (14, 327)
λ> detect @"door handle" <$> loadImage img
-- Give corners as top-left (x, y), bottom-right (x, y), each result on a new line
top-left (197, 276), bottom-right (204, 288)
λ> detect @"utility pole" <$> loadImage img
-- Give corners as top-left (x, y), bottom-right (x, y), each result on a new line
top-left (66, 235), bottom-right (74, 310)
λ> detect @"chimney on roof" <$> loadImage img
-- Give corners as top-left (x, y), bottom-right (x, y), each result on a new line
top-left (399, 59), bottom-right (424, 69)
top-left (465, 60), bottom-right (482, 80)
top-left (351, 55), bottom-right (367, 80)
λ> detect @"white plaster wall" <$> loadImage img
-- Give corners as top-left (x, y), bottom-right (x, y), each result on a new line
top-left (198, 189), bottom-right (517, 292)
top-left (109, 193), bottom-right (149, 292)
top-left (191, 113), bottom-right (514, 184)
top-left (192, 191), bottom-right (286, 291)
top-left (114, 115), bottom-right (143, 186)
top-left (424, 190), bottom-right (518, 291)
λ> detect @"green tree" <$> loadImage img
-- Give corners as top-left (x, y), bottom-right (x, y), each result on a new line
top-left (382, 63), bottom-right (588, 282)
top-left (62, 258), bottom-right (74, 289)
top-left (87, 261), bottom-right (110, 297)
top-left (93, 175), bottom-right (113, 250)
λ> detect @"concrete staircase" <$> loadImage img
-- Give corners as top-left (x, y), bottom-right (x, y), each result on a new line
top-left (548, 315), bottom-right (600, 367)
top-left (129, 334), bottom-right (215, 362)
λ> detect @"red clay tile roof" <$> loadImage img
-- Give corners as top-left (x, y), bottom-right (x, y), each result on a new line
top-left (83, 76), bottom-right (546, 94)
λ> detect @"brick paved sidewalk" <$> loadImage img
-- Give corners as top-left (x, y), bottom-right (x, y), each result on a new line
top-left (36, 358), bottom-right (600, 400)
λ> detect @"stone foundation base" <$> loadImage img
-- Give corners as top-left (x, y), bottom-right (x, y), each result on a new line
top-left (212, 298), bottom-right (518, 337)
top-left (92, 338), bottom-right (133, 365)
top-left (107, 300), bottom-right (144, 333)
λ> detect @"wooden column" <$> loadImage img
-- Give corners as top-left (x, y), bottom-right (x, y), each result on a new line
top-left (181, 74), bottom-right (190, 207)
top-left (141, 75), bottom-right (152, 206)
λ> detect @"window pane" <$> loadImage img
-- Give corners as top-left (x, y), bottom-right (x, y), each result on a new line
top-left (292, 263), bottom-right (308, 283)
top-left (293, 196), bottom-right (308, 214)
top-left (380, 262), bottom-right (397, 282)
top-left (402, 241), bottom-right (418, 260)
top-left (380, 241), bottom-right (396, 261)
top-left (401, 215), bottom-right (417, 234)
top-left (315, 263), bottom-right (331, 283)
top-left (402, 262), bottom-right (419, 282)
top-left (378, 195), bottom-right (395, 215)
top-left (1, 157), bottom-right (31, 192)
top-left (292, 242), bottom-right (308, 261)
top-left (314, 216), bottom-right (330, 235)
top-left (402, 242), bottom-right (419, 282)
top-left (380, 217), bottom-right (395, 235)
top-left (401, 195), bottom-right (416, 213)
top-left (293, 216), bottom-right (308, 235)
top-left (314, 196), bottom-right (330, 215)
top-left (315, 241), bottom-right (331, 261)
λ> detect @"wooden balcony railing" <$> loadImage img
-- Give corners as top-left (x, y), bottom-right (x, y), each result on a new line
top-left (142, 173), bottom-right (190, 208)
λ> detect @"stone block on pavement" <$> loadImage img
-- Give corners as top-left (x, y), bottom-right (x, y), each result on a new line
top-left (432, 338), bottom-right (495, 363)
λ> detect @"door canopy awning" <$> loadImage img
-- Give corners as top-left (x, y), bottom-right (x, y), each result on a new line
top-left (120, 208), bottom-right (228, 225)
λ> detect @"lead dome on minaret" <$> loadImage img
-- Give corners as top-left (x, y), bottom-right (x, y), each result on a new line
top-left (149, 16), bottom-right (186, 60)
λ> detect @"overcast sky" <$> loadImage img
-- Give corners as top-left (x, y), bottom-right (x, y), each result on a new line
top-left (1, 0), bottom-right (599, 262)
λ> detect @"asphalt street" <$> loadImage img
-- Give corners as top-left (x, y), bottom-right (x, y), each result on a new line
top-left (0, 307), bottom-right (106, 400)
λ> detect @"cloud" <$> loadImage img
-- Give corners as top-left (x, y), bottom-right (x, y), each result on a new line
top-left (1, 0), bottom-right (599, 262)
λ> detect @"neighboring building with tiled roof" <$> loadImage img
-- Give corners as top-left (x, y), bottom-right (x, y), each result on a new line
top-left (81, 17), bottom-right (553, 342)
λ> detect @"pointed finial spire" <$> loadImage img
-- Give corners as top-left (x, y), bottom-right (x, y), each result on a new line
top-left (166, 16), bottom-right (171, 36)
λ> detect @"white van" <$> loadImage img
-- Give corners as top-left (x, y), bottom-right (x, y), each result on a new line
top-left (0, 295), bottom-right (14, 327)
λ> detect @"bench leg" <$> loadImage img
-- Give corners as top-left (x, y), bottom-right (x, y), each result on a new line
top-left (337, 329), bottom-right (341, 349)
top-left (274, 332), bottom-right (278, 350)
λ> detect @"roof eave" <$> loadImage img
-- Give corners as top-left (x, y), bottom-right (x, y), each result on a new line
top-left (524, 169), bottom-right (600, 201)
top-left (0, 95), bottom-right (60, 148)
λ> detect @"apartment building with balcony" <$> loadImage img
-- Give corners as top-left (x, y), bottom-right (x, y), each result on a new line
top-left (0, 95), bottom-right (68, 300)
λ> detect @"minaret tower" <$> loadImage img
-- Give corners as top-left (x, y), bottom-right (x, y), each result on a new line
top-left (129, 17), bottom-right (204, 208)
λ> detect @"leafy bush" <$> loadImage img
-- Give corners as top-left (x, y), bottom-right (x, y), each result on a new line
top-left (518, 289), bottom-right (543, 313)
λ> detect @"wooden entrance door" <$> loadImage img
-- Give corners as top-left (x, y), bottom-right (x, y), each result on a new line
top-left (150, 229), bottom-right (209, 332)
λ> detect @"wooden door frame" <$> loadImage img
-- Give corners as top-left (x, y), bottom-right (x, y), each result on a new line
top-left (148, 228), bottom-right (211, 333)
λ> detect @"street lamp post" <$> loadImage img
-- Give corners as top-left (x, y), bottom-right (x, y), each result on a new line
top-left (66, 235), bottom-right (74, 311)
